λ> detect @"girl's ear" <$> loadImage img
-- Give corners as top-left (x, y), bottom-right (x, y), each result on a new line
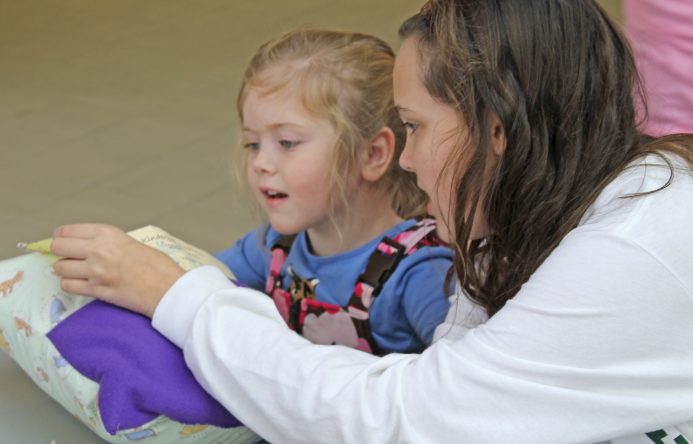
top-left (489, 112), bottom-right (507, 157)
top-left (361, 127), bottom-right (396, 182)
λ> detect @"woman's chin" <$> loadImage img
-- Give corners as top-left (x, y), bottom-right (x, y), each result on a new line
top-left (432, 216), bottom-right (453, 244)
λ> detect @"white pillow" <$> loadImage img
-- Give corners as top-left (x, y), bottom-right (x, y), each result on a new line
top-left (0, 226), bottom-right (259, 444)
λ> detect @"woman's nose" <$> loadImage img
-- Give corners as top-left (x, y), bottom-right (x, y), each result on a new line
top-left (399, 140), bottom-right (416, 173)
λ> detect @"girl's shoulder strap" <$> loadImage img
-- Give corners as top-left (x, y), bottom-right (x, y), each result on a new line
top-left (389, 217), bottom-right (442, 254)
top-left (265, 234), bottom-right (297, 294)
top-left (271, 233), bottom-right (297, 252)
top-left (349, 217), bottom-right (443, 310)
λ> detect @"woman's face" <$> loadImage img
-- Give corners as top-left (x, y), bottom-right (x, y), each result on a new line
top-left (394, 37), bottom-right (491, 242)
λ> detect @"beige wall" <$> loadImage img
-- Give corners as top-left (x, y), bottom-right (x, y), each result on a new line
top-left (598, 0), bottom-right (623, 22)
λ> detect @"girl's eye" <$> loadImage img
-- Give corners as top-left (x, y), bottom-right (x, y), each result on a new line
top-left (279, 140), bottom-right (300, 149)
top-left (243, 142), bottom-right (260, 151)
top-left (403, 122), bottom-right (419, 135)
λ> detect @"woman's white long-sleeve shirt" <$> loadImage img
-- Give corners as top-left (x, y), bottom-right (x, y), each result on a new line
top-left (153, 157), bottom-right (693, 444)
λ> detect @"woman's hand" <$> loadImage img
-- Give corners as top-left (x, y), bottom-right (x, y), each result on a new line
top-left (51, 224), bottom-right (185, 318)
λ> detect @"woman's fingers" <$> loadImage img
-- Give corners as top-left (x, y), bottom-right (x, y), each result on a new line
top-left (53, 258), bottom-right (91, 280)
top-left (59, 278), bottom-right (96, 298)
top-left (52, 224), bottom-right (130, 260)
top-left (59, 278), bottom-right (113, 301)
top-left (53, 223), bottom-right (116, 240)
top-left (50, 237), bottom-right (92, 259)
top-left (50, 223), bottom-right (184, 317)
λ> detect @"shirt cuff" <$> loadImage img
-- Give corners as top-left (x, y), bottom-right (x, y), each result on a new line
top-left (152, 265), bottom-right (234, 348)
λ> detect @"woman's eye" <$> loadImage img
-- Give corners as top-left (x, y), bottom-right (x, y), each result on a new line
top-left (243, 142), bottom-right (260, 151)
top-left (403, 122), bottom-right (419, 135)
top-left (279, 140), bottom-right (300, 149)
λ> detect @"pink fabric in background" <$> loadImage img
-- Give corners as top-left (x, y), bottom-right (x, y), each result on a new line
top-left (623, 0), bottom-right (693, 136)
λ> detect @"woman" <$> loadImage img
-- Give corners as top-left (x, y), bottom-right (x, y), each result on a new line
top-left (52, 1), bottom-right (693, 442)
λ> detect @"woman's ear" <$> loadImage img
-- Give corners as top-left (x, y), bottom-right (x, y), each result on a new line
top-left (489, 112), bottom-right (507, 157)
top-left (361, 127), bottom-right (396, 182)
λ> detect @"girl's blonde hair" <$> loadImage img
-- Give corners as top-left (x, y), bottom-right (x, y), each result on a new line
top-left (237, 28), bottom-right (427, 219)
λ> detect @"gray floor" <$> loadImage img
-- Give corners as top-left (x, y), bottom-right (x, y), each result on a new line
top-left (0, 0), bottom-right (621, 442)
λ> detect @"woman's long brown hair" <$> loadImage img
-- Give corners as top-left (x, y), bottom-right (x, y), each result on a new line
top-left (401, 0), bottom-right (693, 317)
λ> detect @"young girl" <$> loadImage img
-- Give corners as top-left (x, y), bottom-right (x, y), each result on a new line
top-left (214, 29), bottom-right (452, 354)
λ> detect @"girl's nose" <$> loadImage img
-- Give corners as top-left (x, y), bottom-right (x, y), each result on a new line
top-left (252, 146), bottom-right (277, 174)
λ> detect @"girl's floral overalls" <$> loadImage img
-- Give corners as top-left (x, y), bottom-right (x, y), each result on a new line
top-left (264, 218), bottom-right (443, 355)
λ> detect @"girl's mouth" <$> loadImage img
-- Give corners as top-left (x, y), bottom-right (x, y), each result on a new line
top-left (262, 189), bottom-right (289, 206)
top-left (264, 190), bottom-right (288, 199)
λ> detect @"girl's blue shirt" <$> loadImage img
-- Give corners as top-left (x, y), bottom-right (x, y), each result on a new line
top-left (215, 219), bottom-right (453, 353)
